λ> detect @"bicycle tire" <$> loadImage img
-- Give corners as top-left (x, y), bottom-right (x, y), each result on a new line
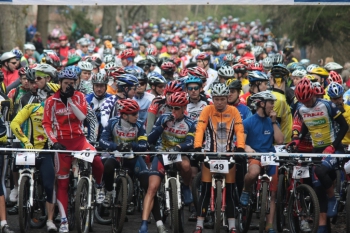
top-left (287, 184), bottom-right (320, 233)
top-left (276, 174), bottom-right (287, 232)
top-left (29, 181), bottom-right (47, 228)
top-left (346, 183), bottom-right (350, 232)
top-left (192, 172), bottom-right (202, 211)
top-left (89, 184), bottom-right (95, 232)
top-left (126, 174), bottom-right (134, 203)
top-left (336, 169), bottom-right (341, 196)
top-left (169, 179), bottom-right (179, 233)
top-left (18, 176), bottom-right (30, 233)
top-left (111, 176), bottom-right (127, 233)
top-left (236, 191), bottom-right (254, 233)
top-left (94, 204), bottom-right (112, 225)
top-left (68, 176), bottom-right (76, 231)
top-left (75, 178), bottom-right (90, 233)
top-left (214, 180), bottom-right (222, 233)
top-left (259, 182), bottom-right (268, 233)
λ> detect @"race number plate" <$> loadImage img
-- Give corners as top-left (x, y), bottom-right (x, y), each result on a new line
top-left (292, 166), bottom-right (310, 179)
top-left (209, 160), bottom-right (229, 174)
top-left (16, 152), bottom-right (35, 165)
top-left (73, 151), bottom-right (96, 163)
top-left (162, 154), bottom-right (182, 165)
top-left (261, 155), bottom-right (280, 166)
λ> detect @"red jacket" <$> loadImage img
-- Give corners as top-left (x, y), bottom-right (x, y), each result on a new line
top-left (59, 46), bottom-right (70, 59)
top-left (42, 91), bottom-right (88, 143)
top-left (1, 67), bottom-right (19, 87)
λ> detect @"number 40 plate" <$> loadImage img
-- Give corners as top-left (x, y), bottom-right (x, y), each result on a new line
top-left (209, 160), bottom-right (229, 174)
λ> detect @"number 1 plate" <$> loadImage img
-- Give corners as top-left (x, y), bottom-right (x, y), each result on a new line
top-left (73, 151), bottom-right (96, 163)
top-left (209, 160), bottom-right (229, 174)
top-left (16, 152), bottom-right (35, 165)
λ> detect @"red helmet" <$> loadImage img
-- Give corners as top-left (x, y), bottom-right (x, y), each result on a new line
top-left (247, 62), bottom-right (263, 71)
top-left (107, 67), bottom-right (125, 80)
top-left (226, 42), bottom-right (234, 51)
top-left (124, 42), bottom-right (132, 48)
top-left (178, 69), bottom-right (188, 78)
top-left (196, 52), bottom-right (210, 61)
top-left (19, 67), bottom-right (30, 76)
top-left (295, 77), bottom-right (314, 103)
top-left (120, 48), bottom-right (135, 59)
top-left (327, 71), bottom-right (343, 85)
top-left (165, 80), bottom-right (182, 93)
top-left (236, 43), bottom-right (246, 50)
top-left (233, 63), bottom-right (247, 74)
top-left (145, 47), bottom-right (157, 56)
top-left (188, 42), bottom-right (196, 48)
top-left (169, 47), bottom-right (179, 55)
top-left (117, 99), bottom-right (140, 114)
top-left (168, 92), bottom-right (189, 106)
top-left (59, 35), bottom-right (68, 41)
top-left (43, 53), bottom-right (61, 68)
top-left (239, 56), bottom-right (254, 66)
top-left (187, 66), bottom-right (208, 80)
top-left (313, 82), bottom-right (325, 95)
top-left (172, 58), bottom-right (182, 67)
top-left (50, 43), bottom-right (60, 49)
top-left (161, 61), bottom-right (176, 72)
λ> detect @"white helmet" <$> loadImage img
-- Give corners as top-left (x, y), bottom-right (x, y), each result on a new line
top-left (78, 38), bottom-right (90, 46)
top-left (104, 62), bottom-right (117, 70)
top-left (191, 49), bottom-right (200, 58)
top-left (77, 61), bottom-right (93, 71)
top-left (324, 62), bottom-right (343, 71)
top-left (218, 66), bottom-right (234, 78)
top-left (24, 43), bottom-right (36, 51)
top-left (0, 52), bottom-right (16, 62)
top-left (251, 91), bottom-right (276, 102)
top-left (253, 46), bottom-right (264, 57)
top-left (291, 69), bottom-right (307, 77)
top-left (103, 54), bottom-right (115, 64)
top-left (211, 83), bottom-right (229, 96)
top-left (306, 64), bottom-right (320, 73)
top-left (262, 57), bottom-right (273, 70)
top-left (33, 63), bottom-right (57, 78)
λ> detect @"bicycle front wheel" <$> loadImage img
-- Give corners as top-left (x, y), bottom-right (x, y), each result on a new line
top-left (236, 191), bottom-right (254, 233)
top-left (214, 180), bottom-right (222, 233)
top-left (192, 171), bottom-right (202, 211)
top-left (276, 174), bottom-right (288, 232)
top-left (169, 179), bottom-right (179, 233)
top-left (75, 178), bottom-right (90, 233)
top-left (287, 184), bottom-right (320, 233)
top-left (18, 176), bottom-right (30, 233)
top-left (259, 182), bottom-right (268, 233)
top-left (29, 180), bottom-right (47, 228)
top-left (111, 176), bottom-right (127, 233)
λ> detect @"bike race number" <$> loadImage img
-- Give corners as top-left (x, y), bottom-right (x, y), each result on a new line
top-left (16, 152), bottom-right (35, 165)
top-left (209, 160), bottom-right (229, 174)
top-left (261, 155), bottom-right (280, 166)
top-left (73, 151), bottom-right (96, 163)
top-left (162, 154), bottom-right (182, 165)
top-left (292, 166), bottom-right (310, 179)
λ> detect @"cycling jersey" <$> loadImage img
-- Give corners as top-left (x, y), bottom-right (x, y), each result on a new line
top-left (42, 91), bottom-right (88, 143)
top-left (19, 91), bottom-right (41, 110)
top-left (77, 80), bottom-right (93, 95)
top-left (272, 89), bottom-right (292, 143)
top-left (194, 105), bottom-right (245, 152)
top-left (106, 85), bottom-right (118, 95)
top-left (340, 104), bottom-right (350, 145)
top-left (203, 68), bottom-right (218, 92)
top-left (239, 91), bottom-right (251, 106)
top-left (148, 113), bottom-right (196, 151)
top-left (232, 102), bottom-right (252, 121)
top-left (7, 85), bottom-right (29, 118)
top-left (292, 109), bottom-right (313, 153)
top-left (186, 95), bottom-right (212, 121)
top-left (134, 92), bottom-right (154, 123)
top-left (1, 67), bottom-right (19, 87)
top-left (11, 103), bottom-right (47, 148)
top-left (296, 99), bottom-right (341, 148)
top-left (99, 116), bottom-right (147, 151)
top-left (100, 95), bottom-right (121, 128)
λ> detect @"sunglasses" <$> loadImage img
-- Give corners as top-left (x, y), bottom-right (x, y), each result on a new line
top-left (129, 112), bottom-right (138, 116)
top-left (9, 62), bottom-right (17, 65)
top-left (187, 86), bottom-right (200, 91)
top-left (139, 82), bottom-right (146, 86)
top-left (169, 106), bottom-right (181, 111)
top-left (151, 64), bottom-right (156, 66)
top-left (35, 77), bottom-right (43, 81)
top-left (156, 85), bottom-right (165, 88)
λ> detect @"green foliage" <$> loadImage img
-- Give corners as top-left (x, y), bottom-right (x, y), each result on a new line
top-left (57, 6), bottom-right (95, 40)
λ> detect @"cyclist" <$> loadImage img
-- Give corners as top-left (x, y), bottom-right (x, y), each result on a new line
top-left (32, 64), bottom-right (60, 102)
top-left (120, 48), bottom-right (137, 68)
top-left (133, 70), bottom-right (154, 123)
top-left (216, 65), bottom-right (235, 84)
top-left (240, 91), bottom-right (284, 233)
top-left (0, 118), bottom-right (15, 233)
top-left (146, 80), bottom-right (182, 134)
top-left (160, 61), bottom-right (176, 82)
top-left (77, 60), bottom-right (93, 81)
top-left (100, 74), bottom-right (139, 127)
top-left (232, 64), bottom-right (249, 92)
top-left (10, 102), bottom-right (57, 232)
top-left (193, 83), bottom-right (245, 233)
top-left (292, 78), bottom-right (349, 233)
top-left (195, 52), bottom-right (218, 93)
top-left (65, 65), bottom-right (93, 95)
top-left (85, 73), bottom-right (111, 141)
top-left (147, 72), bottom-right (167, 97)
top-left (0, 51), bottom-right (19, 87)
top-left (105, 66), bottom-right (125, 95)
top-left (42, 69), bottom-right (104, 233)
top-left (227, 79), bottom-right (252, 121)
top-left (142, 92), bottom-right (195, 233)
top-left (99, 99), bottom-right (149, 210)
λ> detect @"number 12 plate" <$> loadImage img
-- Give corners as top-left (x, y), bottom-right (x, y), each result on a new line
top-left (209, 160), bottom-right (229, 174)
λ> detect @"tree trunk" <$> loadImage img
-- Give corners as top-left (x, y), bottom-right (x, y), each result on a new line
top-left (37, 5), bottom-right (49, 48)
top-left (117, 6), bottom-right (126, 35)
top-left (0, 5), bottom-right (26, 51)
top-left (102, 6), bottom-right (117, 38)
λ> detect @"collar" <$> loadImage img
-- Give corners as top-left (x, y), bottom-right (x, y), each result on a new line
top-left (134, 93), bottom-right (144, 100)
top-left (272, 87), bottom-right (285, 95)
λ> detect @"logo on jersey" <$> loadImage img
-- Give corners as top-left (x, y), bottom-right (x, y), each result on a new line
top-left (116, 131), bottom-right (136, 138)
top-left (302, 112), bottom-right (324, 118)
top-left (305, 119), bottom-right (326, 127)
top-left (264, 130), bottom-right (271, 135)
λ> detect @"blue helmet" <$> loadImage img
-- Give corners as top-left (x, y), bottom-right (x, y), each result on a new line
top-left (248, 71), bottom-right (269, 83)
top-left (11, 49), bottom-right (23, 60)
top-left (125, 66), bottom-right (147, 82)
top-left (147, 72), bottom-right (166, 85)
top-left (185, 76), bottom-right (203, 86)
top-left (117, 74), bottom-right (139, 87)
top-left (327, 82), bottom-right (344, 98)
top-left (65, 65), bottom-right (82, 77)
top-left (58, 68), bottom-right (78, 80)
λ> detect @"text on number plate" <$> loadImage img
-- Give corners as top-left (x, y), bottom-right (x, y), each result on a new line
top-left (292, 166), bottom-right (310, 179)
top-left (209, 160), bottom-right (229, 174)
top-left (73, 151), bottom-right (96, 163)
top-left (16, 152), bottom-right (35, 165)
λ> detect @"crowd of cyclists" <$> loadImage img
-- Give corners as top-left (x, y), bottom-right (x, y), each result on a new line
top-left (0, 15), bottom-right (349, 233)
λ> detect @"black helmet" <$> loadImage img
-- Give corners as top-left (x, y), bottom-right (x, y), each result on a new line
top-left (26, 68), bottom-right (36, 82)
top-left (228, 80), bottom-right (242, 90)
top-left (137, 59), bottom-right (151, 72)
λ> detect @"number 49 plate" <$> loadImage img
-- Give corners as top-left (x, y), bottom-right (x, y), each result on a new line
top-left (209, 160), bottom-right (229, 174)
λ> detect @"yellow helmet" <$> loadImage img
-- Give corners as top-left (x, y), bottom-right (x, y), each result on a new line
top-left (309, 67), bottom-right (329, 77)
top-left (304, 74), bottom-right (318, 82)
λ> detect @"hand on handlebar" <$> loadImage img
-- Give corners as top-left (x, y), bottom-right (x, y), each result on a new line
top-left (168, 146), bottom-right (181, 161)
top-left (117, 142), bottom-right (131, 152)
top-left (52, 142), bottom-right (66, 150)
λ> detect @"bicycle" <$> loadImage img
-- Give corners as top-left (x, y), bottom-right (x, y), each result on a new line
top-left (16, 151), bottom-right (48, 233)
top-left (277, 157), bottom-right (321, 233)
top-left (157, 152), bottom-right (185, 233)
